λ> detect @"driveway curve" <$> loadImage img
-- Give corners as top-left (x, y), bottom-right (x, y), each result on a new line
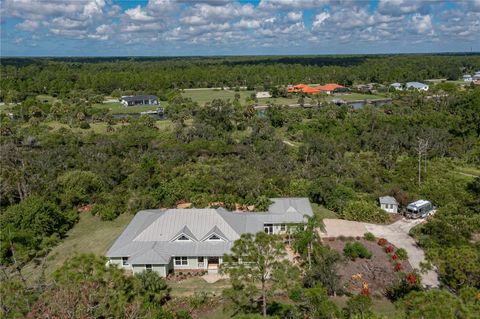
top-left (320, 218), bottom-right (439, 288)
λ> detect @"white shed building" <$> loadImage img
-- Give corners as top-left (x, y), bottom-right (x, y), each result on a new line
top-left (379, 196), bottom-right (399, 214)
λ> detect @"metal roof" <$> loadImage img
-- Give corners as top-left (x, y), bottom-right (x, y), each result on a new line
top-left (107, 198), bottom-right (313, 265)
top-left (406, 82), bottom-right (428, 89)
top-left (407, 200), bottom-right (431, 209)
top-left (379, 196), bottom-right (398, 205)
top-left (121, 95), bottom-right (158, 102)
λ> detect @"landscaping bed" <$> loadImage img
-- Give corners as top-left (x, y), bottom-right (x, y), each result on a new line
top-left (323, 237), bottom-right (413, 295)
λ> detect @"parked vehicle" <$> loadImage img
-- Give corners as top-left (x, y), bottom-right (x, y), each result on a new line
top-left (405, 200), bottom-right (434, 219)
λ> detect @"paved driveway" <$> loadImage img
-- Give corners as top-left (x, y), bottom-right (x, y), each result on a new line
top-left (320, 218), bottom-right (439, 288)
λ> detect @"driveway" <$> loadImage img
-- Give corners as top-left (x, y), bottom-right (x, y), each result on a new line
top-left (320, 218), bottom-right (439, 288)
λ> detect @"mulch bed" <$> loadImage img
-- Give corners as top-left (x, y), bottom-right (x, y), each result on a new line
top-left (323, 237), bottom-right (413, 295)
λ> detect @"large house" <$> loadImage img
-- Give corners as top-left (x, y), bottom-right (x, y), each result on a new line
top-left (314, 83), bottom-right (349, 94)
top-left (107, 198), bottom-right (313, 276)
top-left (406, 82), bottom-right (429, 91)
top-left (121, 95), bottom-right (159, 107)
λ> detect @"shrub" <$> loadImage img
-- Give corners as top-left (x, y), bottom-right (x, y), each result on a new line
top-left (394, 263), bottom-right (403, 272)
top-left (363, 232), bottom-right (375, 241)
top-left (396, 248), bottom-right (408, 260)
top-left (377, 238), bottom-right (388, 246)
top-left (385, 246), bottom-right (394, 254)
top-left (343, 242), bottom-right (372, 260)
top-left (341, 199), bottom-right (389, 223)
top-left (338, 235), bottom-right (347, 241)
top-left (386, 272), bottom-right (423, 301)
top-left (391, 254), bottom-right (398, 261)
top-left (79, 122), bottom-right (90, 129)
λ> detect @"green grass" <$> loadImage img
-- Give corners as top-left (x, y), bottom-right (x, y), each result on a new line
top-left (36, 94), bottom-right (61, 104)
top-left (22, 213), bottom-right (133, 282)
top-left (182, 89), bottom-right (254, 105)
top-left (313, 203), bottom-right (338, 220)
top-left (169, 277), bottom-right (230, 297)
top-left (456, 166), bottom-right (480, 177)
top-left (330, 92), bottom-right (387, 101)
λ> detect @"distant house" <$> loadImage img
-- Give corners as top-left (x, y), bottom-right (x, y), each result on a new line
top-left (256, 91), bottom-right (272, 98)
top-left (121, 95), bottom-right (159, 107)
top-left (390, 83), bottom-right (403, 91)
top-left (406, 82), bottom-right (429, 91)
top-left (379, 196), bottom-right (399, 214)
top-left (463, 75), bottom-right (473, 82)
top-left (473, 73), bottom-right (480, 81)
top-left (288, 84), bottom-right (309, 93)
top-left (315, 83), bottom-right (349, 94)
top-left (107, 198), bottom-right (313, 277)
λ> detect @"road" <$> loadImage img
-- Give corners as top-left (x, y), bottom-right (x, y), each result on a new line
top-left (320, 218), bottom-right (439, 288)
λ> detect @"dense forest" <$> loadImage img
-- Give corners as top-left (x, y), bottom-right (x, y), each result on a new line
top-left (1, 55), bottom-right (480, 318)
top-left (2, 54), bottom-right (480, 103)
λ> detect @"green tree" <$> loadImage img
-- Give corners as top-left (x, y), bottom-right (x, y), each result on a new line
top-left (341, 200), bottom-right (389, 223)
top-left (221, 232), bottom-right (294, 317)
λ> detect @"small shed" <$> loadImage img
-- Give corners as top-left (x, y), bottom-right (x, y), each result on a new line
top-left (379, 196), bottom-right (399, 214)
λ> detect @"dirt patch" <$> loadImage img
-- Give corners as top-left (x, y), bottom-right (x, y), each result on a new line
top-left (323, 238), bottom-right (412, 295)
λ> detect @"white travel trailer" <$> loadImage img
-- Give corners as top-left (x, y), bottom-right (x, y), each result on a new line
top-left (405, 200), bottom-right (434, 219)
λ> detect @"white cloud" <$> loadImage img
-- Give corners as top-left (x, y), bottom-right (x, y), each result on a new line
top-left (312, 12), bottom-right (330, 30)
top-left (15, 20), bottom-right (40, 31)
top-left (411, 14), bottom-right (434, 35)
top-left (287, 11), bottom-right (302, 22)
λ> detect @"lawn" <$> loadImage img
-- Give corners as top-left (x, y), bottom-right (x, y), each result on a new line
top-left (330, 92), bottom-right (387, 101)
top-left (182, 89), bottom-right (255, 105)
top-left (313, 203), bottom-right (338, 219)
top-left (169, 277), bottom-right (231, 297)
top-left (36, 94), bottom-right (61, 104)
top-left (22, 213), bottom-right (133, 283)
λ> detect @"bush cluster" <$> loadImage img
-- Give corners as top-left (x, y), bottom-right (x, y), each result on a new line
top-left (343, 242), bottom-right (372, 260)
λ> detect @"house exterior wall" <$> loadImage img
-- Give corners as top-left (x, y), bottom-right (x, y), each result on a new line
top-left (132, 264), bottom-right (168, 277)
top-left (109, 257), bottom-right (123, 267)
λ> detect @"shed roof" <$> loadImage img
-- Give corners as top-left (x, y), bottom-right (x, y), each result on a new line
top-left (379, 196), bottom-right (398, 205)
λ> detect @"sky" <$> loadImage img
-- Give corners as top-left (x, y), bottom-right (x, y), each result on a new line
top-left (1, 0), bottom-right (479, 56)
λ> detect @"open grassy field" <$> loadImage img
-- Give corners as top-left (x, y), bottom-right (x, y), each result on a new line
top-left (22, 213), bottom-right (133, 283)
top-left (169, 277), bottom-right (231, 297)
top-left (182, 89), bottom-right (254, 105)
top-left (331, 92), bottom-right (387, 101)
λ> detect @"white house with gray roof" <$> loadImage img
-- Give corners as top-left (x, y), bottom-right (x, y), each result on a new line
top-left (379, 196), bottom-right (399, 214)
top-left (406, 82), bottom-right (429, 91)
top-left (107, 198), bottom-right (313, 276)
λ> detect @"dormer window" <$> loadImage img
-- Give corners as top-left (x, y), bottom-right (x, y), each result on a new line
top-left (207, 234), bottom-right (222, 241)
top-left (176, 235), bottom-right (191, 241)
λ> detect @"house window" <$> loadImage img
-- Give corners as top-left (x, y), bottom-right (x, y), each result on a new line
top-left (198, 257), bottom-right (204, 267)
top-left (174, 257), bottom-right (188, 266)
top-left (280, 224), bottom-right (286, 231)
top-left (122, 257), bottom-right (128, 266)
top-left (145, 264), bottom-right (152, 272)
top-left (176, 235), bottom-right (191, 241)
top-left (207, 234), bottom-right (222, 241)
top-left (264, 224), bottom-right (273, 234)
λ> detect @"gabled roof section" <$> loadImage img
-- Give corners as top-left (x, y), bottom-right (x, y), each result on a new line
top-left (172, 226), bottom-right (197, 242)
top-left (133, 208), bottom-right (241, 242)
top-left (200, 225), bottom-right (228, 241)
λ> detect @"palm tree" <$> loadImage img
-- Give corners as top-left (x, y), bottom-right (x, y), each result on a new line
top-left (292, 215), bottom-right (325, 269)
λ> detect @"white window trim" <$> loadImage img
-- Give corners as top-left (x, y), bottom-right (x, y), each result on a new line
top-left (174, 256), bottom-right (188, 266)
top-left (205, 233), bottom-right (225, 241)
top-left (172, 234), bottom-right (194, 242)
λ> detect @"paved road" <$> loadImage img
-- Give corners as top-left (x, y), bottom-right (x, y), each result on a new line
top-left (320, 218), bottom-right (439, 288)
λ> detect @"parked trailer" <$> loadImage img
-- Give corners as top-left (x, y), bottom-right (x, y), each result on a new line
top-left (405, 200), bottom-right (434, 219)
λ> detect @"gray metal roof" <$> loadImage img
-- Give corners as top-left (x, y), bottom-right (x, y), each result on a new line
top-left (107, 198), bottom-right (313, 265)
top-left (379, 196), bottom-right (398, 205)
top-left (406, 82), bottom-right (428, 89)
top-left (121, 95), bottom-right (158, 102)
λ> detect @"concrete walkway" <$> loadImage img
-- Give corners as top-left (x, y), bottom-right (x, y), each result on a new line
top-left (320, 218), bottom-right (439, 288)
top-left (202, 273), bottom-right (228, 283)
